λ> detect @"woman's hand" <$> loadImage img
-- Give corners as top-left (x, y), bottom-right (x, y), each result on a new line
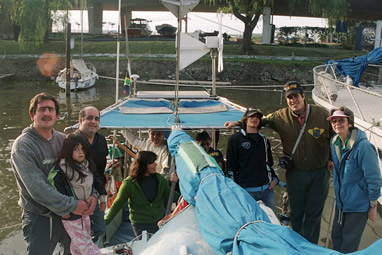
top-left (368, 206), bottom-right (377, 222)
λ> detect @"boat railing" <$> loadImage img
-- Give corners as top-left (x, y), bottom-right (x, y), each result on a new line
top-left (313, 64), bottom-right (382, 128)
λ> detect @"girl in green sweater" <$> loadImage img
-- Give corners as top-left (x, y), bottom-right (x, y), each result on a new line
top-left (105, 151), bottom-right (179, 237)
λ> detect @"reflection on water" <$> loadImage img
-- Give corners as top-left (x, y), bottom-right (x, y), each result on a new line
top-left (0, 80), bottom-right (380, 254)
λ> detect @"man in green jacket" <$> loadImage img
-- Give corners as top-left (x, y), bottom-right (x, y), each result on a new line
top-left (225, 81), bottom-right (333, 244)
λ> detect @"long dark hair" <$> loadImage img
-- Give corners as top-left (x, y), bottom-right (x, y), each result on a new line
top-left (59, 132), bottom-right (95, 182)
top-left (129, 151), bottom-right (157, 182)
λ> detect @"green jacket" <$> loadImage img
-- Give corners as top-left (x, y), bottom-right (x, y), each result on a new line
top-left (105, 173), bottom-right (180, 225)
top-left (263, 104), bottom-right (332, 171)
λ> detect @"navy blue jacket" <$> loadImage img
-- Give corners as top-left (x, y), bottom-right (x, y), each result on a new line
top-left (226, 130), bottom-right (278, 188)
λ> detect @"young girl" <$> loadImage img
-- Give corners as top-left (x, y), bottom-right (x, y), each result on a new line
top-left (105, 151), bottom-right (180, 237)
top-left (51, 133), bottom-right (102, 255)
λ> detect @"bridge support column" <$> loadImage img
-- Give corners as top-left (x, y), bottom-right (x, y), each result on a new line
top-left (262, 7), bottom-right (272, 45)
top-left (88, 1), bottom-right (103, 34)
top-left (375, 20), bottom-right (382, 49)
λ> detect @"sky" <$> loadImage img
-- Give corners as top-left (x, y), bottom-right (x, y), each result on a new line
top-left (53, 10), bottom-right (329, 36)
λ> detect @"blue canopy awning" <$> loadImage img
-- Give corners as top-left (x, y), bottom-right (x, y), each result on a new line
top-left (99, 98), bottom-right (244, 129)
top-left (328, 47), bottom-right (382, 87)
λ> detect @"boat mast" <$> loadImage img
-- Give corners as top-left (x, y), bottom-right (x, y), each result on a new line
top-left (115, 0), bottom-right (121, 103)
top-left (174, 0), bottom-right (183, 124)
top-left (80, 0), bottom-right (84, 59)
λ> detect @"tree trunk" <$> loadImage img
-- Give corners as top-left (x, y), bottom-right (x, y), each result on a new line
top-left (12, 24), bottom-right (20, 41)
top-left (242, 25), bottom-right (255, 55)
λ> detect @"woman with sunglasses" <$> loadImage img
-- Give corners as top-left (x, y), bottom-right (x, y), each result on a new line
top-left (328, 106), bottom-right (382, 253)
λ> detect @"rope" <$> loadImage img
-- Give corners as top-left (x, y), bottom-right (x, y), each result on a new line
top-left (0, 223), bottom-right (22, 231)
top-left (233, 220), bottom-right (265, 243)
top-left (98, 74), bottom-right (315, 89)
top-left (199, 173), bottom-right (221, 186)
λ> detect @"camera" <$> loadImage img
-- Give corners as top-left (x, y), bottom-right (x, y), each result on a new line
top-left (279, 155), bottom-right (294, 170)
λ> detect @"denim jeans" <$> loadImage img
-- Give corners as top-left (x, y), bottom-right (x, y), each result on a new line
top-left (332, 208), bottom-right (368, 253)
top-left (90, 201), bottom-right (106, 238)
top-left (22, 210), bottom-right (71, 255)
top-left (247, 188), bottom-right (276, 213)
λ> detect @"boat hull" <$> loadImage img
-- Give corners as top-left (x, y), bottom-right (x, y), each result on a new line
top-left (56, 59), bottom-right (98, 90)
top-left (56, 75), bottom-right (97, 90)
top-left (313, 64), bottom-right (382, 206)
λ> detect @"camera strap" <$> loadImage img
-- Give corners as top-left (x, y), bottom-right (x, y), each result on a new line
top-left (290, 104), bottom-right (310, 157)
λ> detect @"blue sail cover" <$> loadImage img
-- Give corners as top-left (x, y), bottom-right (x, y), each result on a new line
top-left (99, 98), bottom-right (244, 129)
top-left (168, 130), bottom-right (382, 255)
top-left (328, 47), bottom-right (382, 87)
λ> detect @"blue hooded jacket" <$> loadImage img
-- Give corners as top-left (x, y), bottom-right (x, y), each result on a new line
top-left (330, 128), bottom-right (382, 212)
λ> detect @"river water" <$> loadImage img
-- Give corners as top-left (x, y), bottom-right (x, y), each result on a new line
top-left (0, 79), bottom-right (380, 254)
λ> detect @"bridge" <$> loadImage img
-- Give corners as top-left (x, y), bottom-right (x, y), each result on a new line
top-left (84, 0), bottom-right (381, 47)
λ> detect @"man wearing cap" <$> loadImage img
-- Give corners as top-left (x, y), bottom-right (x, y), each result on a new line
top-left (225, 81), bottom-right (332, 244)
top-left (226, 107), bottom-right (279, 213)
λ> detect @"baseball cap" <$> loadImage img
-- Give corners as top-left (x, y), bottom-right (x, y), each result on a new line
top-left (284, 81), bottom-right (303, 97)
top-left (244, 107), bottom-right (263, 118)
top-left (327, 110), bottom-right (349, 120)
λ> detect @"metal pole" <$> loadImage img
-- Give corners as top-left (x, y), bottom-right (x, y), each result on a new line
top-left (80, 0), bottom-right (84, 59)
top-left (65, 23), bottom-right (71, 95)
top-left (210, 49), bottom-right (217, 97)
top-left (166, 158), bottom-right (176, 216)
top-left (174, 0), bottom-right (183, 124)
top-left (325, 197), bottom-right (336, 248)
top-left (115, 0), bottom-right (121, 103)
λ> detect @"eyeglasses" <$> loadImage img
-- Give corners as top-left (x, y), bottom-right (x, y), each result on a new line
top-left (330, 118), bottom-right (347, 124)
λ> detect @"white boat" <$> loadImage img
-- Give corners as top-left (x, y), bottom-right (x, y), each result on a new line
top-left (56, 0), bottom-right (98, 91)
top-left (312, 48), bottom-right (382, 206)
top-left (55, 59), bottom-right (98, 90)
top-left (92, 0), bottom-right (382, 253)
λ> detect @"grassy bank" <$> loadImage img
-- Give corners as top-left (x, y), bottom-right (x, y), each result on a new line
top-left (0, 39), bottom-right (367, 60)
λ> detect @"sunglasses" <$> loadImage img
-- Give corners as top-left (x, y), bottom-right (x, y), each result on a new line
top-left (330, 118), bottom-right (347, 124)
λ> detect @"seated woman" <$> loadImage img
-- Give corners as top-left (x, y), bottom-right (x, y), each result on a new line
top-left (105, 151), bottom-right (179, 237)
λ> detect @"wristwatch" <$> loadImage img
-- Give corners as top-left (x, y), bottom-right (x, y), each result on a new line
top-left (370, 204), bottom-right (376, 209)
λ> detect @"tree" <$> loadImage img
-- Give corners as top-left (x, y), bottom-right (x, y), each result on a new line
top-left (205, 0), bottom-right (349, 54)
top-left (0, 0), bottom-right (75, 50)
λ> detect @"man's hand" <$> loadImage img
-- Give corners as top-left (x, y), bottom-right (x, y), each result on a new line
top-left (73, 200), bottom-right (89, 215)
top-left (269, 180), bottom-right (277, 189)
top-left (99, 202), bottom-right (106, 212)
top-left (83, 196), bottom-right (97, 215)
top-left (327, 160), bottom-right (334, 171)
top-left (169, 172), bottom-right (179, 182)
top-left (368, 206), bottom-right (377, 222)
top-left (224, 121), bottom-right (239, 129)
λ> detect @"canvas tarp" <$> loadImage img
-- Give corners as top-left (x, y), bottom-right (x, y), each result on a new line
top-left (167, 129), bottom-right (382, 255)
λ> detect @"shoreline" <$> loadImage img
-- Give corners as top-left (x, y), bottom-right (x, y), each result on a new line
top-left (0, 56), bottom-right (317, 85)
